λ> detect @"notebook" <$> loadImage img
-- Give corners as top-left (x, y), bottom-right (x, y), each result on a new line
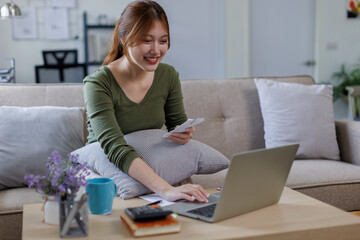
top-left (163, 144), bottom-right (299, 223)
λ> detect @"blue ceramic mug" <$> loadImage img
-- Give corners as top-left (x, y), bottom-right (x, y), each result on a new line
top-left (85, 178), bottom-right (117, 214)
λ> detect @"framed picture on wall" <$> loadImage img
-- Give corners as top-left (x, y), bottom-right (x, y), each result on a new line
top-left (347, 0), bottom-right (360, 18)
top-left (12, 7), bottom-right (37, 40)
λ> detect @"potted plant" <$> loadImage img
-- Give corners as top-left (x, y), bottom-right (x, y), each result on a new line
top-left (24, 151), bottom-right (90, 225)
top-left (331, 60), bottom-right (360, 101)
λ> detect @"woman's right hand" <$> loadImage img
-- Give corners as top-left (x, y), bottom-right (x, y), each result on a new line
top-left (159, 183), bottom-right (209, 203)
top-left (169, 127), bottom-right (195, 145)
top-left (128, 158), bottom-right (209, 203)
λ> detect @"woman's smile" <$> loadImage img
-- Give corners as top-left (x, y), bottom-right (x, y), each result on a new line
top-left (144, 56), bottom-right (160, 64)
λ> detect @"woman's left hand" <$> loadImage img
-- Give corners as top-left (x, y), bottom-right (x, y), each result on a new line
top-left (169, 126), bottom-right (195, 144)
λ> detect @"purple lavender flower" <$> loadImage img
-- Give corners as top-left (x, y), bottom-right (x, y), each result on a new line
top-left (24, 151), bottom-right (90, 198)
top-left (58, 184), bottom-right (66, 192)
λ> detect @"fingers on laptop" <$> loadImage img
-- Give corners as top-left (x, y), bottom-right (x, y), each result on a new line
top-left (180, 184), bottom-right (209, 203)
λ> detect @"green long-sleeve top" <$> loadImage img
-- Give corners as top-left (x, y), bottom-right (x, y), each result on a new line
top-left (83, 63), bottom-right (188, 174)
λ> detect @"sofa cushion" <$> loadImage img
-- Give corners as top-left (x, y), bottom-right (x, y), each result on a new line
top-left (294, 183), bottom-right (360, 211)
top-left (286, 160), bottom-right (360, 188)
top-left (180, 76), bottom-right (315, 159)
top-left (0, 188), bottom-right (42, 214)
top-left (191, 169), bottom-right (228, 189)
top-left (73, 129), bottom-right (230, 199)
top-left (0, 106), bottom-right (85, 190)
top-left (287, 160), bottom-right (360, 211)
top-left (254, 79), bottom-right (340, 160)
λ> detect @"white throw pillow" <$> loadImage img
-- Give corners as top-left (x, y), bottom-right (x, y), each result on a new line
top-left (72, 129), bottom-right (230, 199)
top-left (254, 78), bottom-right (340, 160)
top-left (0, 106), bottom-right (85, 190)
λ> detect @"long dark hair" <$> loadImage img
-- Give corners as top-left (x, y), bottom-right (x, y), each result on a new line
top-left (103, 0), bottom-right (170, 65)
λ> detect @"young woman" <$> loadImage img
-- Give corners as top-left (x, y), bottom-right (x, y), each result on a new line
top-left (83, 0), bottom-right (208, 203)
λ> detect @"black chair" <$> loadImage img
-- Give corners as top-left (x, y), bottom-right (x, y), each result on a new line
top-left (35, 49), bottom-right (86, 83)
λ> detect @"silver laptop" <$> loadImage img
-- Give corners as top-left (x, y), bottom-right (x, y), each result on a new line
top-left (163, 144), bottom-right (299, 223)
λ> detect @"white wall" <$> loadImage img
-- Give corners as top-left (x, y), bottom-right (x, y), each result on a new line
top-left (225, 0), bottom-right (360, 84)
top-left (225, 0), bottom-right (249, 78)
top-left (316, 0), bottom-right (360, 84)
top-left (157, 0), bottom-right (226, 80)
top-left (0, 0), bottom-right (134, 83)
top-left (250, 0), bottom-right (316, 77)
top-left (225, 0), bottom-right (360, 119)
top-left (0, 0), bottom-right (229, 83)
top-left (1, 0), bottom-right (360, 102)
top-left (315, 0), bottom-right (360, 119)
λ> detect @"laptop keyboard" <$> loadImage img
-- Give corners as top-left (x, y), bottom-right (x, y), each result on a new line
top-left (187, 204), bottom-right (217, 218)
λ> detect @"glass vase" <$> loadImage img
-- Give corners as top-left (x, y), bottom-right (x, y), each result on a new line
top-left (59, 193), bottom-right (89, 238)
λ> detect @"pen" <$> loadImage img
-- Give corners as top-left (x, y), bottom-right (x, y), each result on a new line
top-left (146, 200), bottom-right (162, 206)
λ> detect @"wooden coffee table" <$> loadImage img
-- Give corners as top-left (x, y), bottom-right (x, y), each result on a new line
top-left (23, 188), bottom-right (360, 239)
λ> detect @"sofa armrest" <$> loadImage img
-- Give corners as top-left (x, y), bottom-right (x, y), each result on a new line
top-left (335, 120), bottom-right (360, 166)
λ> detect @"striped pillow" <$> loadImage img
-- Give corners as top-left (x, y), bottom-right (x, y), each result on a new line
top-left (73, 129), bottom-right (229, 199)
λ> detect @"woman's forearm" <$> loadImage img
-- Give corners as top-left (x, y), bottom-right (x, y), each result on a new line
top-left (127, 157), bottom-right (209, 202)
top-left (127, 157), bottom-right (172, 195)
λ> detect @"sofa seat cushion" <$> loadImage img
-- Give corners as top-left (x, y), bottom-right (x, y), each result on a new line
top-left (287, 160), bottom-right (360, 188)
top-left (192, 159), bottom-right (360, 211)
top-left (193, 160), bottom-right (360, 190)
top-left (287, 160), bottom-right (360, 211)
top-left (191, 159), bottom-right (360, 211)
top-left (0, 188), bottom-right (42, 215)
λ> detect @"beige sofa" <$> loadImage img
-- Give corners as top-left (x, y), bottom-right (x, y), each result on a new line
top-left (1, 75), bottom-right (360, 239)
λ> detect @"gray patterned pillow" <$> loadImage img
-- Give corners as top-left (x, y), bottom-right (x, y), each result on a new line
top-left (72, 129), bottom-right (229, 199)
top-left (0, 106), bottom-right (85, 190)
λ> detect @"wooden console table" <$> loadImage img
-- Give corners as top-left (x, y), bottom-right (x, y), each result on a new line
top-left (23, 188), bottom-right (360, 240)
